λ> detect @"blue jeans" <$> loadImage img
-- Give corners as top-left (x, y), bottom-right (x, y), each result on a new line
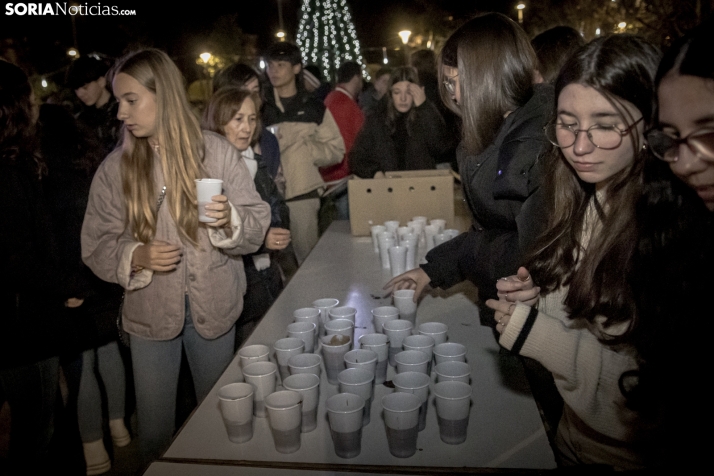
top-left (130, 296), bottom-right (235, 464)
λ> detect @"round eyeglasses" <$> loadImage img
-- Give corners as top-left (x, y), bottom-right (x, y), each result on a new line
top-left (645, 128), bottom-right (714, 163)
top-left (545, 117), bottom-right (643, 150)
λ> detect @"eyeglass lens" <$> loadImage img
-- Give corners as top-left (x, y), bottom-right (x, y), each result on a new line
top-left (547, 124), bottom-right (624, 149)
top-left (647, 130), bottom-right (714, 162)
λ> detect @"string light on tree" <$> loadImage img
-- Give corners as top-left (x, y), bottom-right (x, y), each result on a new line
top-left (296, 0), bottom-right (369, 83)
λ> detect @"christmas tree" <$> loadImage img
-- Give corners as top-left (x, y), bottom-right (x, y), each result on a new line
top-left (296, 0), bottom-right (367, 83)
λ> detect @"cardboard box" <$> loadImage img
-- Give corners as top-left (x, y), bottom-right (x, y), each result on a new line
top-left (348, 170), bottom-right (455, 236)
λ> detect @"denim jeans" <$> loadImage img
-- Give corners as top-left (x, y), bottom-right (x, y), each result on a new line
top-left (130, 295), bottom-right (235, 464)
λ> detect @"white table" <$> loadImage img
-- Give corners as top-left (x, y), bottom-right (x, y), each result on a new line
top-left (160, 221), bottom-right (556, 473)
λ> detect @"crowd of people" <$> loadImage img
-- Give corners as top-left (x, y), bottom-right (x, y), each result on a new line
top-left (1, 10), bottom-right (713, 474)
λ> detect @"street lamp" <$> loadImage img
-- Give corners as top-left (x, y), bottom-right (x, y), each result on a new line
top-left (276, 30), bottom-right (286, 41)
top-left (516, 3), bottom-right (526, 25)
top-left (199, 52), bottom-right (212, 64)
top-left (398, 30), bottom-right (411, 45)
top-left (67, 47), bottom-right (79, 58)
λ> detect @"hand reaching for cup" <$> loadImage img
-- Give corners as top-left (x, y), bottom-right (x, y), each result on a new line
top-left (408, 82), bottom-right (426, 107)
top-left (495, 267), bottom-right (540, 306)
top-left (132, 240), bottom-right (182, 272)
top-left (265, 227), bottom-right (291, 250)
top-left (384, 268), bottom-right (431, 302)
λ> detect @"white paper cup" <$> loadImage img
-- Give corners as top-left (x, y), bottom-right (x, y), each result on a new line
top-left (264, 390), bottom-right (303, 454)
top-left (378, 232), bottom-right (395, 269)
top-left (328, 306), bottom-right (357, 324)
top-left (407, 220), bottom-right (424, 238)
top-left (434, 381), bottom-right (472, 445)
top-left (358, 333), bottom-right (389, 384)
top-left (371, 306), bottom-right (399, 334)
top-left (313, 298), bottom-right (339, 336)
top-left (424, 224), bottom-right (438, 251)
top-left (396, 226), bottom-right (413, 242)
top-left (434, 234), bottom-right (448, 246)
top-left (381, 392), bottom-right (421, 458)
top-left (242, 361), bottom-right (277, 418)
top-left (403, 334), bottom-right (435, 373)
top-left (338, 368), bottom-right (374, 426)
top-left (430, 219), bottom-right (446, 234)
top-left (287, 321), bottom-right (316, 353)
top-left (274, 338), bottom-right (305, 381)
top-left (403, 237), bottom-right (418, 271)
top-left (384, 220), bottom-right (399, 238)
top-left (395, 350), bottom-right (429, 375)
top-left (326, 393), bottom-right (365, 459)
top-left (282, 373), bottom-right (320, 433)
top-left (383, 319), bottom-right (414, 366)
top-left (393, 371), bottom-right (430, 432)
top-left (195, 178), bottom-right (223, 223)
top-left (392, 289), bottom-right (417, 324)
top-left (288, 353), bottom-right (322, 378)
top-left (433, 342), bottom-right (467, 365)
top-left (238, 344), bottom-right (270, 369)
top-left (435, 361), bottom-right (471, 384)
top-left (444, 229), bottom-right (460, 240)
top-left (324, 319), bottom-right (354, 340)
top-left (418, 322), bottom-right (448, 345)
top-left (293, 307), bottom-right (321, 341)
top-left (344, 349), bottom-right (378, 380)
top-left (411, 216), bottom-right (428, 226)
top-left (388, 245), bottom-right (407, 277)
top-left (320, 334), bottom-right (352, 384)
top-left (370, 225), bottom-right (386, 253)
top-left (217, 383), bottom-right (254, 443)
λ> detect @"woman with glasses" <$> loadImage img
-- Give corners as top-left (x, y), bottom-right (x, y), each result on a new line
top-left (649, 20), bottom-right (714, 211)
top-left (486, 35), bottom-right (713, 469)
top-left (349, 66), bottom-right (453, 178)
top-left (386, 13), bottom-right (552, 325)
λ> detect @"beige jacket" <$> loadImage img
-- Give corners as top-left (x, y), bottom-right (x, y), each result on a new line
top-left (81, 131), bottom-right (271, 340)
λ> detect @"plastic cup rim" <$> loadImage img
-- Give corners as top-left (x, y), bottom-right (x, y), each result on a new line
top-left (326, 393), bottom-right (366, 413)
top-left (242, 361), bottom-right (277, 377)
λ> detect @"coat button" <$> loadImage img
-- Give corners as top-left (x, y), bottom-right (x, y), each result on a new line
top-left (197, 317), bottom-right (205, 324)
top-left (189, 274), bottom-right (196, 281)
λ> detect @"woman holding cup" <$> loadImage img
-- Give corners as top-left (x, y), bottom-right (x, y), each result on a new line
top-left (81, 49), bottom-right (270, 464)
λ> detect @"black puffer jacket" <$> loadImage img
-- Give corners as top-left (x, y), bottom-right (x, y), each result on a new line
top-left (421, 84), bottom-right (553, 319)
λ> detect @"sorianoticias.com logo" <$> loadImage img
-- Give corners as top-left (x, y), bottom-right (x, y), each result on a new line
top-left (4, 3), bottom-right (136, 15)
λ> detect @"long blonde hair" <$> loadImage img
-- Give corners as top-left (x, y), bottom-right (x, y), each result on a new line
top-left (113, 49), bottom-right (205, 245)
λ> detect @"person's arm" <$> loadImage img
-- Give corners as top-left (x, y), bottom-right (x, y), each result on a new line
top-left (348, 118), bottom-right (383, 179)
top-left (305, 109), bottom-right (345, 168)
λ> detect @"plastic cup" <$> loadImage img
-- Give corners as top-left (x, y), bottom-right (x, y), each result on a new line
top-left (320, 334), bottom-right (352, 385)
top-left (242, 361), bottom-right (277, 418)
top-left (326, 393), bottom-right (365, 459)
top-left (434, 234), bottom-right (448, 246)
top-left (388, 246), bottom-right (407, 277)
top-left (288, 353), bottom-right (322, 379)
top-left (384, 220), bottom-right (399, 238)
top-left (338, 368), bottom-right (374, 426)
top-left (370, 225), bottom-right (386, 253)
top-left (381, 392), bottom-right (421, 458)
top-left (393, 289), bottom-right (417, 324)
top-left (313, 298), bottom-right (339, 336)
top-left (403, 237), bottom-right (418, 271)
top-left (434, 381), bottom-right (472, 445)
top-left (287, 321), bottom-right (316, 353)
top-left (293, 307), bottom-right (321, 341)
top-left (393, 372), bottom-right (430, 432)
top-left (418, 322), bottom-right (448, 345)
top-left (424, 224), bottom-right (438, 251)
top-left (358, 333), bottom-right (389, 384)
top-left (433, 342), bottom-right (467, 365)
top-left (403, 334), bottom-right (434, 371)
top-left (195, 178), bottom-right (223, 223)
top-left (382, 319), bottom-right (414, 366)
top-left (378, 232), bottom-right (395, 269)
top-left (344, 349), bottom-right (378, 380)
top-left (435, 361), bottom-right (471, 384)
top-left (328, 306), bottom-right (357, 324)
top-left (444, 229), bottom-right (460, 240)
top-left (217, 383), bottom-right (254, 443)
top-left (274, 338), bottom-right (305, 381)
top-left (282, 373), bottom-right (320, 433)
top-left (395, 350), bottom-right (429, 375)
top-left (407, 220), bottom-right (424, 239)
top-left (430, 218), bottom-right (445, 234)
top-left (237, 344), bottom-right (270, 369)
top-left (371, 306), bottom-right (399, 334)
top-left (324, 319), bottom-right (354, 340)
top-left (264, 390), bottom-right (303, 454)
top-left (411, 216), bottom-right (428, 226)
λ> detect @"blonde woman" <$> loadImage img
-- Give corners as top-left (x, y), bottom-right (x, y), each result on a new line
top-left (81, 49), bottom-right (270, 464)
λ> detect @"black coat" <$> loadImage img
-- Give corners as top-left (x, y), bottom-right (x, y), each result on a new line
top-left (421, 85), bottom-right (554, 317)
top-left (350, 99), bottom-right (454, 178)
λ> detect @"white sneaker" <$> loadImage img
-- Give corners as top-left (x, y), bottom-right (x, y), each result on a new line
top-left (109, 418), bottom-right (131, 447)
top-left (83, 439), bottom-right (111, 476)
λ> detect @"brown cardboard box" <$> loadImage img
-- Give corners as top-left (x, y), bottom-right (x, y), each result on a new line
top-left (348, 170), bottom-right (455, 236)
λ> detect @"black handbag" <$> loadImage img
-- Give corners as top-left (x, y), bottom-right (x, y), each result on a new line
top-left (117, 186), bottom-right (166, 347)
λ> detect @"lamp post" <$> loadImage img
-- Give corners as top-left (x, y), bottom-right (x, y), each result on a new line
top-left (398, 30), bottom-right (411, 65)
top-left (516, 3), bottom-right (525, 25)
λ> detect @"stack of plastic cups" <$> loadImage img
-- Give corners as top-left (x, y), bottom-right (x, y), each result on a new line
top-left (433, 381), bottom-right (472, 445)
top-left (378, 231), bottom-right (395, 269)
top-left (384, 220), bottom-right (399, 239)
top-left (370, 225), bottom-right (386, 253)
top-left (264, 390), bottom-right (303, 453)
top-left (381, 392), bottom-right (422, 458)
top-left (388, 245), bottom-right (407, 277)
top-left (326, 393), bottom-right (365, 458)
top-left (338, 368), bottom-right (374, 426)
top-left (424, 224), bottom-right (438, 252)
top-left (402, 233), bottom-right (418, 271)
top-left (434, 233), bottom-right (448, 247)
top-left (430, 218), bottom-right (446, 234)
top-left (393, 372), bottom-right (430, 431)
top-left (444, 229), bottom-right (460, 240)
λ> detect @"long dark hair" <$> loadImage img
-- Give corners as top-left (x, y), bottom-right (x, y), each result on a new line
top-left (656, 17), bottom-right (714, 85)
top-left (0, 60), bottom-right (37, 167)
top-left (383, 66), bottom-right (420, 135)
top-left (527, 35), bottom-right (661, 337)
top-left (438, 13), bottom-right (536, 156)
